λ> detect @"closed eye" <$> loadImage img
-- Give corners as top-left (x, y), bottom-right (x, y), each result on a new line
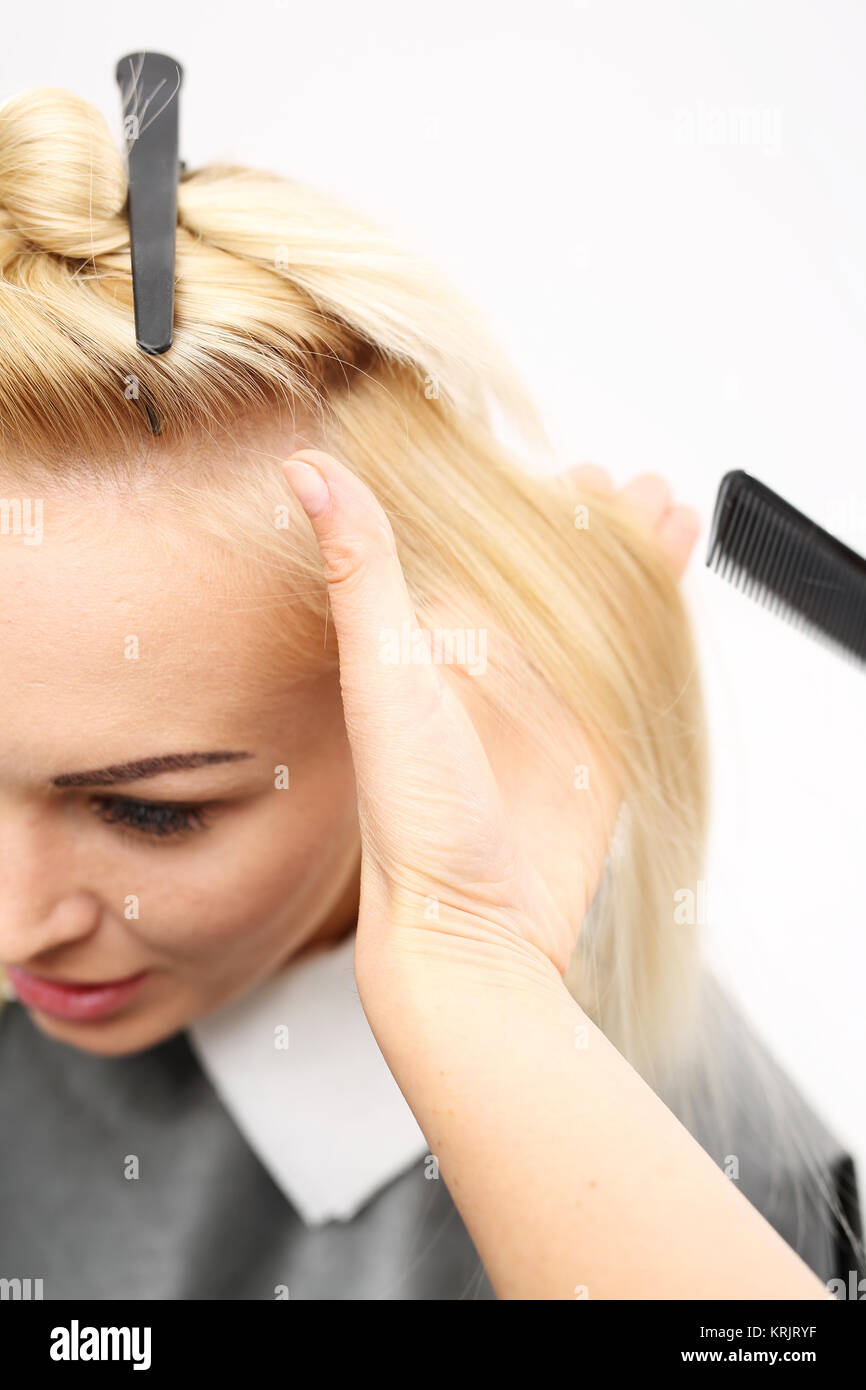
top-left (91, 795), bottom-right (213, 840)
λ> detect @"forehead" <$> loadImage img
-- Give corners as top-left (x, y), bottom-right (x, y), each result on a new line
top-left (0, 485), bottom-right (324, 776)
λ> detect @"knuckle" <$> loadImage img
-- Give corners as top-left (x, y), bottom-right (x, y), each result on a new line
top-left (319, 534), bottom-right (372, 593)
top-left (319, 509), bottom-right (398, 594)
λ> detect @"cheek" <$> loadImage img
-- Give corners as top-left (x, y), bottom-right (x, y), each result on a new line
top-left (120, 756), bottom-right (359, 964)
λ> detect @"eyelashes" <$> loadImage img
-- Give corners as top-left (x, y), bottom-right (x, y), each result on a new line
top-left (91, 795), bottom-right (212, 841)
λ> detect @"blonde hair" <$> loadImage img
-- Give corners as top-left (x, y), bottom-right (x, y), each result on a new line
top-left (3, 84), bottom-right (859, 1281)
top-left (0, 86), bottom-right (704, 1081)
top-left (0, 88), bottom-right (716, 1089)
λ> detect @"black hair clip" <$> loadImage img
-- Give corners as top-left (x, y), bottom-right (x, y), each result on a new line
top-left (115, 51), bottom-right (184, 356)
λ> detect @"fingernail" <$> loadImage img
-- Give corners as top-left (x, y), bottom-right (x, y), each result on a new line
top-left (282, 457), bottom-right (330, 518)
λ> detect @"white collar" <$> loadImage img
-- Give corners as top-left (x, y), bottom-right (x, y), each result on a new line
top-left (187, 931), bottom-right (429, 1227)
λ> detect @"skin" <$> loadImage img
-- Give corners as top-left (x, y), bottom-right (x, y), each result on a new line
top-left (0, 485), bottom-right (362, 1056)
top-left (0, 447), bottom-right (695, 1060)
top-left (280, 446), bottom-right (830, 1301)
top-left (4, 440), bottom-right (823, 1296)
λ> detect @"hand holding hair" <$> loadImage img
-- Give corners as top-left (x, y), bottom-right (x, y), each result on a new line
top-left (567, 463), bottom-right (702, 578)
top-left (281, 448), bottom-right (830, 1302)
top-left (281, 446), bottom-right (580, 984)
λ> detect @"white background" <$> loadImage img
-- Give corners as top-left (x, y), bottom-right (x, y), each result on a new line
top-left (3, 3), bottom-right (864, 1185)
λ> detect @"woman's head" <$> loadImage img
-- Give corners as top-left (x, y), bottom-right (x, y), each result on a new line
top-left (0, 416), bottom-right (364, 1056)
top-left (0, 86), bottom-right (707, 1077)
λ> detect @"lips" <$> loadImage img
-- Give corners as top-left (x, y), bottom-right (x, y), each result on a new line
top-left (5, 966), bottom-right (150, 1022)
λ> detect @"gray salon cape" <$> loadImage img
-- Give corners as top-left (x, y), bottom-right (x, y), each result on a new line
top-left (0, 933), bottom-right (861, 1300)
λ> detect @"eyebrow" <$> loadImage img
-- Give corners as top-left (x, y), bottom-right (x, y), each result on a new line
top-left (51, 751), bottom-right (254, 788)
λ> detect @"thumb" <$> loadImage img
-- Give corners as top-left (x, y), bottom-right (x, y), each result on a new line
top-left (280, 449), bottom-right (479, 783)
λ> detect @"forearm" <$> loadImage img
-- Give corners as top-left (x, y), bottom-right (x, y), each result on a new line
top-left (359, 949), bottom-right (831, 1301)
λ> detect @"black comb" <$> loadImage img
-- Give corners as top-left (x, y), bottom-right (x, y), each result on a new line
top-left (705, 470), bottom-right (866, 669)
top-left (115, 52), bottom-right (184, 355)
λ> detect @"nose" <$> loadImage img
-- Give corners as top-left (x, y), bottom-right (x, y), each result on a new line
top-left (1, 890), bottom-right (102, 967)
top-left (0, 802), bottom-right (102, 964)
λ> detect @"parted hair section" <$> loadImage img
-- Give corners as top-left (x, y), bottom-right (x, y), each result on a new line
top-left (0, 85), bottom-right (709, 1084)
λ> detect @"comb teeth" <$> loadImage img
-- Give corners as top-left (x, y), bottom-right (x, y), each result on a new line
top-left (706, 471), bottom-right (866, 669)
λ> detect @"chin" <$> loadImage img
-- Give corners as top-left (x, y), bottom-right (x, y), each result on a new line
top-left (27, 999), bottom-right (190, 1058)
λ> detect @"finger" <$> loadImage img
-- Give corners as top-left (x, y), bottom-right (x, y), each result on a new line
top-left (655, 504), bottom-right (701, 577)
top-left (280, 449), bottom-right (484, 780)
top-left (566, 462), bottom-right (613, 492)
top-left (619, 472), bottom-right (673, 529)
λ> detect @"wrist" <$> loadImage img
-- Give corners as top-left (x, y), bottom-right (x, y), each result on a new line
top-left (353, 922), bottom-right (583, 1066)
